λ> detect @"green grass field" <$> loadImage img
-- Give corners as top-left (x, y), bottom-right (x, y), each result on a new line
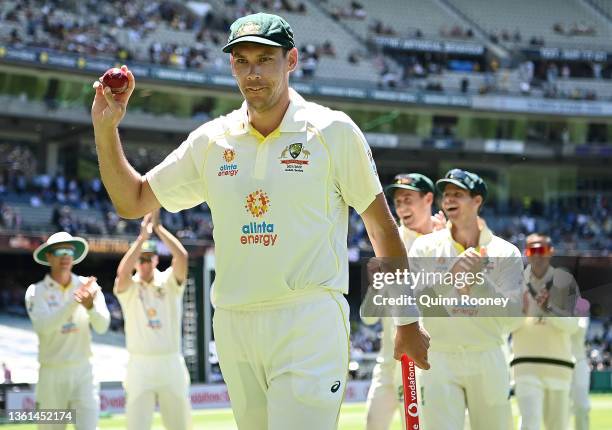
top-left (2, 395), bottom-right (611, 429)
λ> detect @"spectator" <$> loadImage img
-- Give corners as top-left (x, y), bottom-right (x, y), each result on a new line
top-left (2, 362), bottom-right (12, 384)
top-left (562, 64), bottom-right (571, 79)
top-left (593, 63), bottom-right (602, 79)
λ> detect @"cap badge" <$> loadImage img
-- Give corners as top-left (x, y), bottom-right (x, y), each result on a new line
top-left (236, 22), bottom-right (261, 37)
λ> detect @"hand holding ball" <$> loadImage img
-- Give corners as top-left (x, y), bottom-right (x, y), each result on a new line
top-left (101, 68), bottom-right (129, 94)
top-left (91, 66), bottom-right (133, 130)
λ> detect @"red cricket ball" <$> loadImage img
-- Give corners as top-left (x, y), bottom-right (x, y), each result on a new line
top-left (101, 67), bottom-right (129, 94)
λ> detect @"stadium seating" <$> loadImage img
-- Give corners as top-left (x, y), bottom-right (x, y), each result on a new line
top-left (319, 0), bottom-right (472, 41)
top-left (588, 0), bottom-right (612, 20)
top-left (450, 0), bottom-right (612, 48)
top-left (204, 0), bottom-right (385, 83)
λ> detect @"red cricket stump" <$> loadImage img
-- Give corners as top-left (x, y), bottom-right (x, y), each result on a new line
top-left (401, 354), bottom-right (420, 430)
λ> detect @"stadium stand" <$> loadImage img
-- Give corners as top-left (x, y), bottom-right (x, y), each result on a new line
top-left (318, 0), bottom-right (474, 42)
top-left (2, 0), bottom-right (611, 99)
top-left (450, 0), bottom-right (612, 49)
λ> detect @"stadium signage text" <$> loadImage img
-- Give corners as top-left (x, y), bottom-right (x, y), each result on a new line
top-left (373, 37), bottom-right (485, 56)
top-left (522, 48), bottom-right (609, 62)
top-left (3, 46), bottom-right (612, 117)
top-left (6, 381), bottom-right (372, 413)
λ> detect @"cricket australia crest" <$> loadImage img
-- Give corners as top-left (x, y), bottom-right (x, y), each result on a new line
top-left (279, 142), bottom-right (310, 172)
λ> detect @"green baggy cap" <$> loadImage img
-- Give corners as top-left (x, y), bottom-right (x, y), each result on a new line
top-left (223, 13), bottom-right (295, 53)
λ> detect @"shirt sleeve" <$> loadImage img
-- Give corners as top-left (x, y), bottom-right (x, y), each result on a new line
top-left (87, 283), bottom-right (111, 334)
top-left (113, 279), bottom-right (137, 310)
top-left (145, 129), bottom-right (209, 213)
top-left (475, 246), bottom-right (524, 318)
top-left (25, 284), bottom-right (79, 335)
top-left (545, 315), bottom-right (580, 334)
top-left (331, 116), bottom-right (383, 214)
top-left (163, 267), bottom-right (186, 297)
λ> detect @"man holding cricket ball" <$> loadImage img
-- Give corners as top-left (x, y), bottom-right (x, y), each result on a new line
top-left (91, 12), bottom-right (429, 430)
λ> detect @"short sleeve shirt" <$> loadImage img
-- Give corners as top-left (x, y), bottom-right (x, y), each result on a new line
top-left (25, 274), bottom-right (102, 365)
top-left (408, 225), bottom-right (524, 350)
top-left (115, 268), bottom-right (185, 354)
top-left (146, 90), bottom-right (382, 308)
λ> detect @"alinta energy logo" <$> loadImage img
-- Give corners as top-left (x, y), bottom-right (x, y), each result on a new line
top-left (241, 190), bottom-right (278, 246)
top-left (218, 148), bottom-right (239, 176)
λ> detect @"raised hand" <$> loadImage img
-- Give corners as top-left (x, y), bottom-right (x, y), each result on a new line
top-left (91, 65), bottom-right (135, 132)
top-left (151, 209), bottom-right (161, 229)
top-left (74, 276), bottom-right (98, 310)
top-left (431, 210), bottom-right (447, 231)
top-left (139, 213), bottom-right (153, 240)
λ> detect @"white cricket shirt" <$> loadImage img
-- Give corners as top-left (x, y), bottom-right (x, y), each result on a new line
top-left (571, 317), bottom-right (589, 362)
top-left (146, 89), bottom-right (381, 308)
top-left (408, 223), bottom-right (524, 351)
top-left (114, 268), bottom-right (185, 355)
top-left (523, 264), bottom-right (579, 317)
top-left (25, 274), bottom-right (110, 366)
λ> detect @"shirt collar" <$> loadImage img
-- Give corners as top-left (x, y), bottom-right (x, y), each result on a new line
top-left (229, 88), bottom-right (307, 136)
top-left (526, 264), bottom-right (554, 284)
top-left (399, 225), bottom-right (421, 239)
top-left (134, 269), bottom-right (162, 287)
top-left (44, 274), bottom-right (75, 291)
top-left (446, 218), bottom-right (493, 251)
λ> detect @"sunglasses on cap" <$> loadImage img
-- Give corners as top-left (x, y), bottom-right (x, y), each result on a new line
top-left (393, 174), bottom-right (414, 185)
top-left (445, 169), bottom-right (475, 187)
top-left (51, 248), bottom-right (75, 257)
top-left (525, 245), bottom-right (552, 257)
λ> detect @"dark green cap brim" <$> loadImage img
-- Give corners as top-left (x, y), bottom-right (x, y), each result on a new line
top-left (223, 36), bottom-right (284, 53)
top-left (385, 183), bottom-right (428, 196)
top-left (436, 178), bottom-right (469, 193)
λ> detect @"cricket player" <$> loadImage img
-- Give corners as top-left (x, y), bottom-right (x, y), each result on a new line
top-left (25, 232), bottom-right (110, 430)
top-left (571, 317), bottom-right (590, 430)
top-left (362, 173), bottom-right (440, 430)
top-left (114, 211), bottom-right (191, 430)
top-left (408, 169), bottom-right (524, 430)
top-left (91, 12), bottom-right (429, 430)
top-left (521, 233), bottom-right (579, 317)
top-left (512, 233), bottom-right (581, 430)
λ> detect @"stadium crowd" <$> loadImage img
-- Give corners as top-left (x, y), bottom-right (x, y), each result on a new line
top-left (2, 138), bottom-right (611, 375)
top-left (1, 0), bottom-right (611, 99)
top-left (1, 2), bottom-right (612, 383)
top-left (0, 142), bottom-right (213, 240)
top-left (1, 140), bottom-right (610, 254)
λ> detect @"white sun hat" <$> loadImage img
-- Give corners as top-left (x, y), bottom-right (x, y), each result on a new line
top-left (33, 232), bottom-right (89, 266)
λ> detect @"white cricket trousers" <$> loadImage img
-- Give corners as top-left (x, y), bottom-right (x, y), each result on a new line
top-left (571, 359), bottom-right (590, 430)
top-left (35, 361), bottom-right (99, 430)
top-left (515, 375), bottom-right (570, 430)
top-left (213, 290), bottom-right (350, 430)
top-left (124, 353), bottom-right (192, 430)
top-left (365, 362), bottom-right (400, 430)
top-left (420, 347), bottom-right (513, 430)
